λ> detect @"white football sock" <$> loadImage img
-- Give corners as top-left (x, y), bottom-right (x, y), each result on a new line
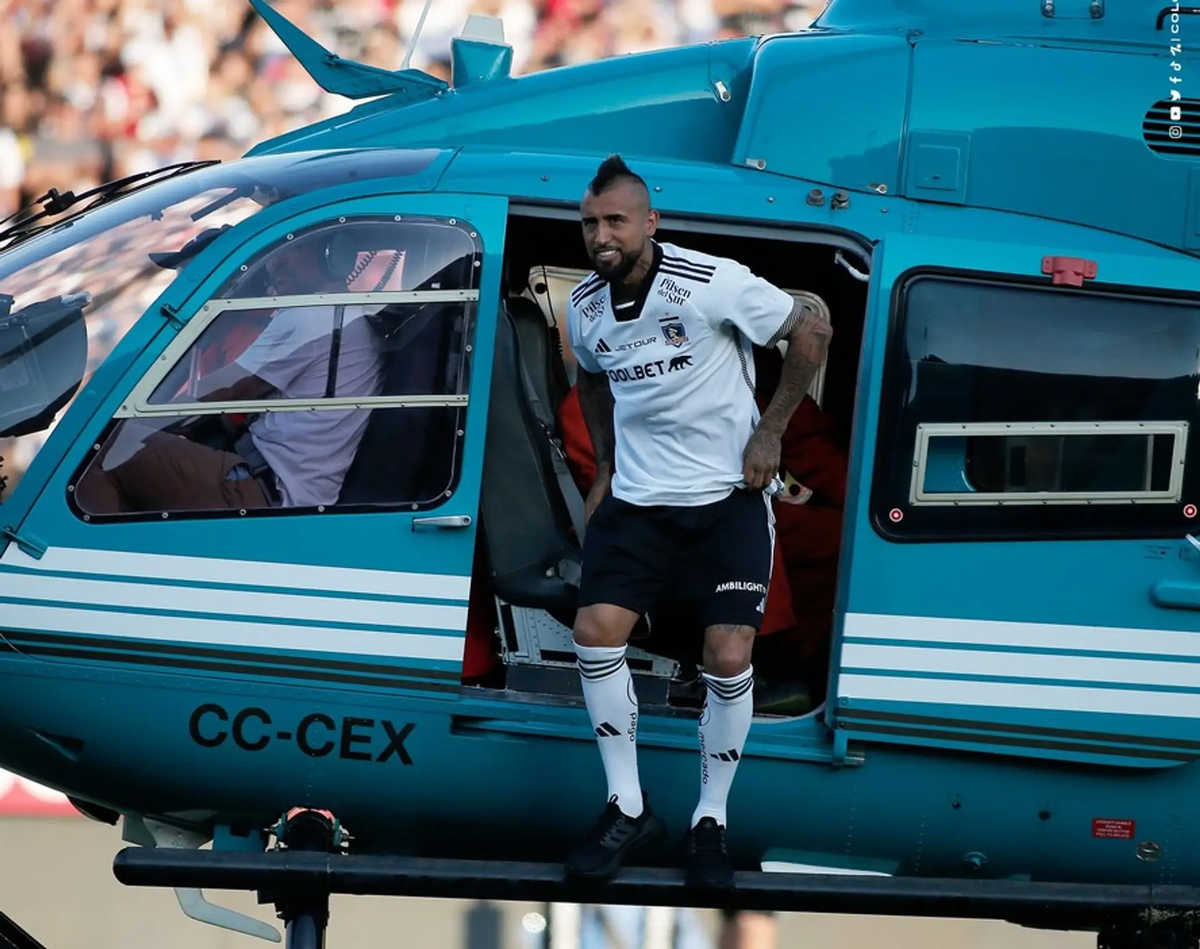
top-left (575, 642), bottom-right (644, 818)
top-left (692, 666), bottom-right (754, 828)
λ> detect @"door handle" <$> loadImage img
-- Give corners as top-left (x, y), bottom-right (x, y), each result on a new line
top-left (412, 515), bottom-right (472, 532)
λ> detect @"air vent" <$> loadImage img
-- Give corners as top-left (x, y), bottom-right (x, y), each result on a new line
top-left (1143, 98), bottom-right (1200, 157)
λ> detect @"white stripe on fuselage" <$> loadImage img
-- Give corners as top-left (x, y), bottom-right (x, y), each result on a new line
top-left (0, 546), bottom-right (470, 601)
top-left (843, 612), bottom-right (1200, 659)
top-left (839, 612), bottom-right (1200, 720)
top-left (0, 572), bottom-right (465, 632)
top-left (0, 602), bottom-right (465, 662)
top-left (0, 545), bottom-right (470, 662)
top-left (837, 673), bottom-right (1200, 720)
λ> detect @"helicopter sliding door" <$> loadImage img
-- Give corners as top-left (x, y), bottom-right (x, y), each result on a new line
top-left (831, 232), bottom-right (1200, 769)
top-left (0, 192), bottom-right (507, 698)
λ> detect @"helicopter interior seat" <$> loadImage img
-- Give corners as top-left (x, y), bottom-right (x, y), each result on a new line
top-left (336, 301), bottom-right (457, 505)
top-left (336, 251), bottom-right (476, 506)
top-left (477, 294), bottom-right (582, 618)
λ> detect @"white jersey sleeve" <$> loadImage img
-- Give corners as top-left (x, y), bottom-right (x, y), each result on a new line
top-left (705, 260), bottom-right (798, 349)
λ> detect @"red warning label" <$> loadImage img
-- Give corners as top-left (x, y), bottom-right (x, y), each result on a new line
top-left (1092, 818), bottom-right (1135, 839)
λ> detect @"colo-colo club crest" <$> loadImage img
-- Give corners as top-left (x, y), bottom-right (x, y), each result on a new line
top-left (659, 315), bottom-right (688, 347)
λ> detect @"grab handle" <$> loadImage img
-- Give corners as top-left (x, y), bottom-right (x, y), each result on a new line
top-left (412, 514), bottom-right (472, 532)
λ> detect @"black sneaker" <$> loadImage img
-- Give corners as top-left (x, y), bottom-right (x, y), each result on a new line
top-left (565, 794), bottom-right (665, 880)
top-left (685, 817), bottom-right (734, 889)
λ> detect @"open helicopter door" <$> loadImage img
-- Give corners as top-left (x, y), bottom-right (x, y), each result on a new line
top-left (829, 231), bottom-right (1200, 770)
top-left (0, 191), bottom-right (507, 699)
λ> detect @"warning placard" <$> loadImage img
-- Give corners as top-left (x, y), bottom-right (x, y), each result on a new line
top-left (1092, 818), bottom-right (1135, 839)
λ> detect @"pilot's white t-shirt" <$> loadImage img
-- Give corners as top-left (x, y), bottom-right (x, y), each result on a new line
top-left (236, 304), bottom-right (383, 507)
top-left (566, 241), bottom-right (797, 507)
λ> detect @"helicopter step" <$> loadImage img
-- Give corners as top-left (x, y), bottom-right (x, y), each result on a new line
top-left (112, 845), bottom-right (1200, 948)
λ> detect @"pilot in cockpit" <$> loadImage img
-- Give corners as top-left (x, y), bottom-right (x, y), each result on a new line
top-left (77, 234), bottom-right (386, 514)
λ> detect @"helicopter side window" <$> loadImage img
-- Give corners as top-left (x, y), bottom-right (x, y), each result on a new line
top-left (873, 273), bottom-right (1200, 540)
top-left (70, 216), bottom-right (480, 519)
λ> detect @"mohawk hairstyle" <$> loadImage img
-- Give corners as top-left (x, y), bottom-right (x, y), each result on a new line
top-left (588, 154), bottom-right (649, 198)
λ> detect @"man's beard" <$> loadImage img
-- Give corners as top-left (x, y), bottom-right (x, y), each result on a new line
top-left (593, 243), bottom-right (643, 284)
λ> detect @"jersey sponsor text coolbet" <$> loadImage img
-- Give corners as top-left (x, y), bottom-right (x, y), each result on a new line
top-left (567, 242), bottom-right (797, 507)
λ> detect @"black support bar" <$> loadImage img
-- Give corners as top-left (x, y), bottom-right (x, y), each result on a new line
top-left (0, 910), bottom-right (49, 949)
top-left (112, 848), bottom-right (1200, 932)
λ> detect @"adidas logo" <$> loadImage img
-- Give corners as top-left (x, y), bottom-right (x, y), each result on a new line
top-left (595, 721), bottom-right (621, 737)
top-left (710, 749), bottom-right (740, 762)
top-left (595, 338), bottom-right (612, 354)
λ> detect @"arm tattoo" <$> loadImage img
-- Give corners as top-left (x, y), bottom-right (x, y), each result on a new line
top-left (576, 368), bottom-right (616, 470)
top-left (758, 294), bottom-right (833, 439)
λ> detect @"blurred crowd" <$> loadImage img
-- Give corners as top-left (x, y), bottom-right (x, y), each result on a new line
top-left (0, 0), bottom-right (826, 220)
top-left (0, 0), bottom-right (825, 494)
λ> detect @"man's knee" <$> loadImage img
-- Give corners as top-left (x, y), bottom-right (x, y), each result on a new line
top-left (573, 603), bottom-right (640, 648)
top-left (703, 624), bottom-right (756, 678)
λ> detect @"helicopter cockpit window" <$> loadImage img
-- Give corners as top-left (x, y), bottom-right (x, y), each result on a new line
top-left (875, 273), bottom-right (1200, 539)
top-left (71, 215), bottom-right (480, 520)
top-left (0, 149), bottom-right (449, 495)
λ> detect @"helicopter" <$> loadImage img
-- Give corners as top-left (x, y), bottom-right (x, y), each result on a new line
top-left (2, 0), bottom-right (1200, 946)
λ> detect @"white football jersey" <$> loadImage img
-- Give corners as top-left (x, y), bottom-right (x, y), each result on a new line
top-left (566, 241), bottom-right (797, 507)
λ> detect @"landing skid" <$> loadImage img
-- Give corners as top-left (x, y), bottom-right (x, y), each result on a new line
top-left (111, 845), bottom-right (1200, 948)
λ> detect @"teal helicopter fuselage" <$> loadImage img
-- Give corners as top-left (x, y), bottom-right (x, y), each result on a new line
top-left (2, 0), bottom-right (1200, 924)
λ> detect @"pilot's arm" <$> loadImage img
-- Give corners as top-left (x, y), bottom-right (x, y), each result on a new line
top-left (192, 306), bottom-right (320, 404)
top-left (193, 362), bottom-right (275, 403)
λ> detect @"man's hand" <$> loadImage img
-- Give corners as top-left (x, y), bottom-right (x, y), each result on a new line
top-left (742, 428), bottom-right (781, 490)
top-left (585, 466), bottom-right (612, 522)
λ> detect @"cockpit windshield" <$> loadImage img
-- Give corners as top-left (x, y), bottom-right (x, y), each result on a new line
top-left (0, 148), bottom-right (446, 498)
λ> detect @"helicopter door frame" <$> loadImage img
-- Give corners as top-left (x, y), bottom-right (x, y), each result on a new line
top-left (0, 190), bottom-right (510, 698)
top-left (828, 229), bottom-right (1200, 769)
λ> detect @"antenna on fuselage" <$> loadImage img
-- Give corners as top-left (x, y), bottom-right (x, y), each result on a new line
top-left (401, 0), bottom-right (436, 71)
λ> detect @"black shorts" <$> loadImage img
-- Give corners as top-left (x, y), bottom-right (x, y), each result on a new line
top-left (577, 487), bottom-right (775, 630)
